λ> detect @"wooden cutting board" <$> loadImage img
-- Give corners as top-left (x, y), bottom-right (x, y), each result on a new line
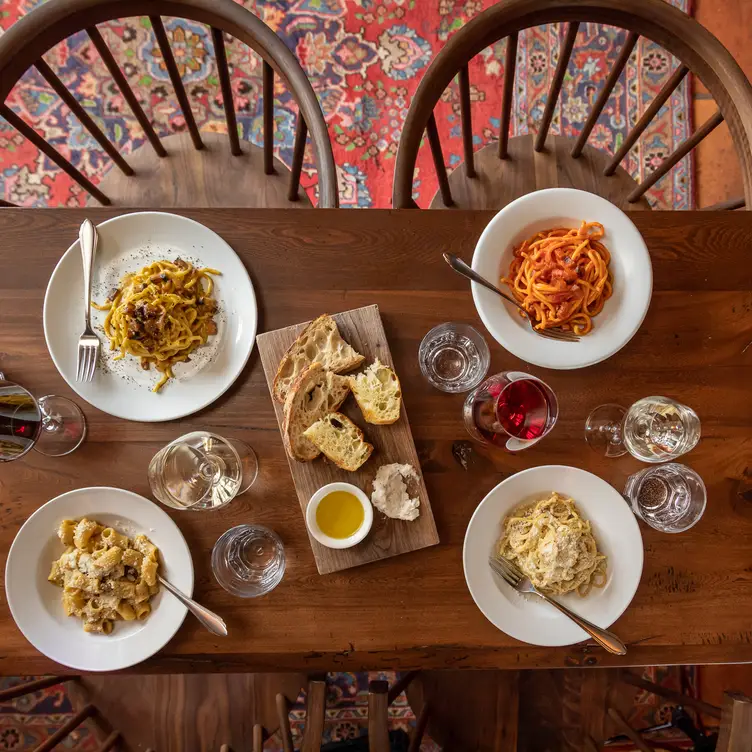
top-left (256, 305), bottom-right (439, 574)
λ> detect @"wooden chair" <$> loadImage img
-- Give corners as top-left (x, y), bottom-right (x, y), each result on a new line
top-left (0, 0), bottom-right (338, 208)
top-left (598, 670), bottom-right (752, 752)
top-left (0, 676), bottom-right (120, 751)
top-left (272, 672), bottom-right (428, 752)
top-left (392, 0), bottom-right (752, 211)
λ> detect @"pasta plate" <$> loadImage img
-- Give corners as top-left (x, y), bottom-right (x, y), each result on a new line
top-left (463, 465), bottom-right (643, 647)
top-left (43, 211), bottom-right (257, 421)
top-left (5, 487), bottom-right (193, 671)
top-left (471, 188), bottom-right (652, 370)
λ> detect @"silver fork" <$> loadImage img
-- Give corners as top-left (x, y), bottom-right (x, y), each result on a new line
top-left (76, 219), bottom-right (100, 382)
top-left (443, 253), bottom-right (580, 343)
top-left (489, 555), bottom-right (626, 655)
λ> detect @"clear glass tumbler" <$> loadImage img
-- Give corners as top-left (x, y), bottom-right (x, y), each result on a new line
top-left (623, 463), bottom-right (706, 533)
top-left (418, 322), bottom-right (490, 393)
top-left (148, 431), bottom-right (258, 511)
top-left (585, 396), bottom-right (700, 462)
top-left (463, 371), bottom-right (558, 451)
top-left (212, 524), bottom-right (286, 597)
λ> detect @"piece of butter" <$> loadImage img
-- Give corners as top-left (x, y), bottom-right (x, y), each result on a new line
top-left (371, 463), bottom-right (420, 521)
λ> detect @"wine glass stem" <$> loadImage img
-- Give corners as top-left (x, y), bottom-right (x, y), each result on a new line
top-left (41, 411), bottom-right (63, 435)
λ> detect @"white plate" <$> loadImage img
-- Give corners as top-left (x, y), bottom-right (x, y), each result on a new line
top-left (463, 465), bottom-right (643, 647)
top-left (471, 188), bottom-right (652, 370)
top-left (5, 486), bottom-right (193, 672)
top-left (43, 211), bottom-right (257, 422)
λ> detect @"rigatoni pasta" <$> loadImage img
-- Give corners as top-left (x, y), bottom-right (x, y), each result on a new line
top-left (48, 517), bottom-right (160, 634)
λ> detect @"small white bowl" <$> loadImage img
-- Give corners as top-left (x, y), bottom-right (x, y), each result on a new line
top-left (306, 482), bottom-right (373, 549)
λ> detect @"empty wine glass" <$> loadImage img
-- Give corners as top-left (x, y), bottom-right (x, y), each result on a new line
top-left (148, 431), bottom-right (258, 511)
top-left (0, 372), bottom-right (86, 460)
top-left (585, 396), bottom-right (700, 462)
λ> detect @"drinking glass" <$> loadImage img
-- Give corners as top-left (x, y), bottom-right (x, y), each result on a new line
top-left (623, 463), bottom-right (706, 533)
top-left (148, 431), bottom-right (258, 511)
top-left (585, 396), bottom-right (700, 462)
top-left (212, 524), bottom-right (285, 597)
top-left (418, 322), bottom-right (490, 393)
top-left (463, 371), bottom-right (559, 451)
top-left (0, 372), bottom-right (86, 460)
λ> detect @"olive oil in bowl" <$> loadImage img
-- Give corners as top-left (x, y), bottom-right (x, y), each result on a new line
top-left (306, 482), bottom-right (373, 549)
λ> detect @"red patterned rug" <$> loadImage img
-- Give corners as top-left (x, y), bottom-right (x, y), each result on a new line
top-left (0, 0), bottom-right (692, 208)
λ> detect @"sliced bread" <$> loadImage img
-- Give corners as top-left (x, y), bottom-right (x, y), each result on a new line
top-left (273, 314), bottom-right (365, 403)
top-left (349, 359), bottom-right (401, 425)
top-left (302, 412), bottom-right (374, 472)
top-left (282, 363), bottom-right (351, 461)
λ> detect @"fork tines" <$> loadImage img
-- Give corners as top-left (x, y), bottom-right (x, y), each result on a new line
top-left (488, 555), bottom-right (523, 587)
top-left (76, 336), bottom-right (100, 383)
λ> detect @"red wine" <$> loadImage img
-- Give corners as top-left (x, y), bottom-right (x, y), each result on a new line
top-left (0, 385), bottom-right (41, 461)
top-left (470, 378), bottom-right (551, 446)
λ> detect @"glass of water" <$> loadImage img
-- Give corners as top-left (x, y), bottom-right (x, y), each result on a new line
top-left (418, 322), bottom-right (490, 393)
top-left (624, 463), bottom-right (706, 533)
top-left (148, 431), bottom-right (258, 511)
top-left (212, 525), bottom-right (285, 597)
top-left (585, 396), bottom-right (700, 462)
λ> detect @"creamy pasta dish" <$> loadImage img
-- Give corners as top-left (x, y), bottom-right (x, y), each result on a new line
top-left (48, 518), bottom-right (160, 634)
top-left (498, 493), bottom-right (607, 597)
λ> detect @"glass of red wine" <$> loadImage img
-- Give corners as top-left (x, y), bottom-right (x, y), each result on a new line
top-left (463, 371), bottom-right (558, 451)
top-left (0, 372), bottom-right (86, 461)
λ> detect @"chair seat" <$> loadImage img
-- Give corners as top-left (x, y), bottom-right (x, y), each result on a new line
top-left (429, 134), bottom-right (651, 211)
top-left (90, 132), bottom-right (312, 208)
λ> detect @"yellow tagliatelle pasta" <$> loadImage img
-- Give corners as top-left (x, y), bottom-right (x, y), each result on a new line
top-left (498, 493), bottom-right (607, 597)
top-left (92, 258), bottom-right (220, 392)
top-left (500, 221), bottom-right (613, 335)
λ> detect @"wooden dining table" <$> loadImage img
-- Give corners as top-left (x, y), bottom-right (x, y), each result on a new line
top-left (0, 208), bottom-right (750, 675)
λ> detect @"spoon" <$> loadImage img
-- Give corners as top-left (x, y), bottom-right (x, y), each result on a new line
top-left (158, 575), bottom-right (227, 637)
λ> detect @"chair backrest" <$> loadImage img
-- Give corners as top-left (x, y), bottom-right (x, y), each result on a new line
top-left (717, 692), bottom-right (752, 752)
top-left (0, 0), bottom-right (338, 207)
top-left (392, 0), bottom-right (752, 210)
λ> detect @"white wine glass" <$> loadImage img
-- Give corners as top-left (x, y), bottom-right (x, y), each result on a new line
top-left (585, 396), bottom-right (700, 462)
top-left (0, 372), bottom-right (86, 460)
top-left (148, 431), bottom-right (258, 511)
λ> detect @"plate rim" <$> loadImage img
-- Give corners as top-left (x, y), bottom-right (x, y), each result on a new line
top-left (471, 187), bottom-right (653, 370)
top-left (4, 485), bottom-right (194, 671)
top-left (462, 464), bottom-right (644, 647)
top-left (42, 210), bottom-right (257, 422)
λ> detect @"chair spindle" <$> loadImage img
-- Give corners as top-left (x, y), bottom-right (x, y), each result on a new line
top-left (150, 16), bottom-right (203, 151)
top-left (288, 114), bottom-right (307, 202)
top-left (0, 676), bottom-right (71, 702)
top-left (628, 109), bottom-right (724, 203)
top-left (498, 31), bottom-right (518, 159)
top-left (368, 680), bottom-right (390, 752)
top-left (426, 112), bottom-right (453, 206)
top-left (276, 693), bottom-right (294, 752)
top-left (86, 26), bottom-right (166, 158)
top-left (94, 731), bottom-right (121, 752)
top-left (263, 61), bottom-right (274, 175)
top-left (458, 64), bottom-right (475, 178)
top-left (35, 59), bottom-right (133, 176)
top-left (571, 31), bottom-right (639, 158)
top-left (0, 104), bottom-right (110, 204)
top-left (409, 702), bottom-right (430, 752)
top-left (702, 196), bottom-right (745, 210)
top-left (535, 22), bottom-right (580, 152)
top-left (604, 64), bottom-right (689, 176)
top-left (252, 724), bottom-right (263, 752)
top-left (608, 707), bottom-right (656, 752)
top-left (211, 27), bottom-right (241, 157)
top-left (35, 704), bottom-right (95, 752)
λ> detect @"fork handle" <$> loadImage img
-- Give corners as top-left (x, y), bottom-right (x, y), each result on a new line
top-left (537, 592), bottom-right (627, 655)
top-left (79, 219), bottom-right (97, 330)
top-left (443, 253), bottom-right (527, 313)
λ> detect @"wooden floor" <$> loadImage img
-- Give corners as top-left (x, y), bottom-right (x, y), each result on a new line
top-left (70, 664), bottom-right (751, 751)
top-left (693, 0), bottom-right (752, 207)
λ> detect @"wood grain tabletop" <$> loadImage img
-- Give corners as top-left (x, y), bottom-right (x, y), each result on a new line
top-left (0, 208), bottom-right (750, 675)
